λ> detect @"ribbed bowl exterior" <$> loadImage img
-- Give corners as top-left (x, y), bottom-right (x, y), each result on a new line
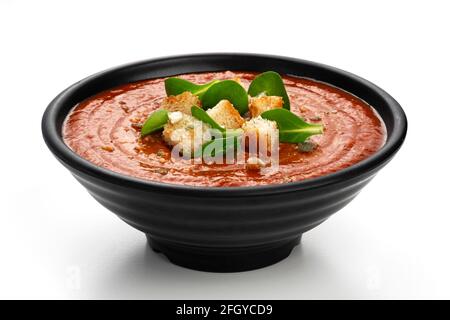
top-left (42, 54), bottom-right (407, 271)
top-left (72, 170), bottom-right (376, 248)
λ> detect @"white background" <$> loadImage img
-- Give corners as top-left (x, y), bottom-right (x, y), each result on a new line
top-left (1, 0), bottom-right (449, 299)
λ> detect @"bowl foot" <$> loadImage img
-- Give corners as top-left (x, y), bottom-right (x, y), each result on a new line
top-left (146, 235), bottom-right (301, 272)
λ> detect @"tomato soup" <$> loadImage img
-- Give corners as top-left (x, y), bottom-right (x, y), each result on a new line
top-left (63, 71), bottom-right (386, 187)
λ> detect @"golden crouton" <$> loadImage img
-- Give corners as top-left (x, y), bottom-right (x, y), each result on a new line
top-left (162, 112), bottom-right (211, 156)
top-left (249, 95), bottom-right (283, 117)
top-left (161, 91), bottom-right (201, 115)
top-left (242, 116), bottom-right (278, 151)
top-left (206, 100), bottom-right (245, 129)
top-left (231, 77), bottom-right (245, 88)
top-left (246, 156), bottom-right (268, 170)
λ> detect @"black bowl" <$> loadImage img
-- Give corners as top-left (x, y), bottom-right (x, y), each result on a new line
top-left (42, 53), bottom-right (407, 272)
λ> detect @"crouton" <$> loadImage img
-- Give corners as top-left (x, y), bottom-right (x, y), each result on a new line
top-left (231, 77), bottom-right (245, 88)
top-left (206, 100), bottom-right (244, 129)
top-left (246, 156), bottom-right (268, 170)
top-left (161, 91), bottom-right (201, 115)
top-left (242, 116), bottom-right (278, 151)
top-left (162, 112), bottom-right (211, 156)
top-left (249, 95), bottom-right (283, 117)
top-left (168, 111), bottom-right (183, 124)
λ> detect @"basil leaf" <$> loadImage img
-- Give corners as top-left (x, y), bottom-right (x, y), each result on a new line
top-left (261, 109), bottom-right (323, 143)
top-left (191, 106), bottom-right (241, 159)
top-left (165, 78), bottom-right (219, 98)
top-left (202, 129), bottom-right (243, 158)
top-left (191, 106), bottom-right (225, 132)
top-left (141, 109), bottom-right (169, 137)
top-left (248, 71), bottom-right (290, 110)
top-left (201, 80), bottom-right (249, 114)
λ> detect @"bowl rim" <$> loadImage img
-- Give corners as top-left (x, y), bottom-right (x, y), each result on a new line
top-left (42, 53), bottom-right (407, 196)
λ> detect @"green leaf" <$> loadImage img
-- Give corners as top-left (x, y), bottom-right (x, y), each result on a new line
top-left (261, 109), bottom-right (323, 143)
top-left (141, 109), bottom-right (169, 137)
top-left (190, 106), bottom-right (225, 132)
top-left (201, 129), bottom-right (243, 158)
top-left (201, 80), bottom-right (249, 114)
top-left (248, 71), bottom-right (290, 110)
top-left (164, 78), bottom-right (219, 98)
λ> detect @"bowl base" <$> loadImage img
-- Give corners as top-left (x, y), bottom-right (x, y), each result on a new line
top-left (146, 235), bottom-right (301, 272)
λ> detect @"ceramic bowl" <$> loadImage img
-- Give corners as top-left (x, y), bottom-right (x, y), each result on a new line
top-left (42, 54), bottom-right (407, 272)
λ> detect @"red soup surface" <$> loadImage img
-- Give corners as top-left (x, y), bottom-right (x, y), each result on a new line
top-left (63, 71), bottom-right (386, 187)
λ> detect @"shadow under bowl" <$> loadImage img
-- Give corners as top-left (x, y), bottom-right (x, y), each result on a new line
top-left (42, 53), bottom-right (407, 272)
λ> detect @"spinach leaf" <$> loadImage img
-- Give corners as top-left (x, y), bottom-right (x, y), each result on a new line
top-left (190, 106), bottom-right (241, 158)
top-left (261, 109), bottom-right (323, 143)
top-left (201, 80), bottom-right (249, 114)
top-left (248, 71), bottom-right (290, 110)
top-left (202, 129), bottom-right (243, 158)
top-left (165, 78), bottom-right (219, 98)
top-left (191, 106), bottom-right (225, 132)
top-left (141, 109), bottom-right (169, 137)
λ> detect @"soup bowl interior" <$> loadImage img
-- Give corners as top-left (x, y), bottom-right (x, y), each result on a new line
top-left (42, 54), bottom-right (407, 272)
